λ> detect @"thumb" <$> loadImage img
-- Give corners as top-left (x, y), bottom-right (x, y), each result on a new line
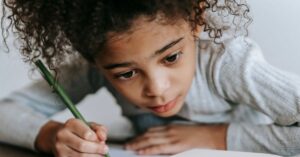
top-left (89, 122), bottom-right (108, 142)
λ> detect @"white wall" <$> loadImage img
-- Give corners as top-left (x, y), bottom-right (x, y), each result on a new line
top-left (1, 0), bottom-right (300, 99)
top-left (248, 0), bottom-right (300, 74)
top-left (0, 36), bottom-right (32, 99)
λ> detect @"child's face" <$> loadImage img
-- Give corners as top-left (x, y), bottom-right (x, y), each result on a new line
top-left (96, 18), bottom-right (199, 117)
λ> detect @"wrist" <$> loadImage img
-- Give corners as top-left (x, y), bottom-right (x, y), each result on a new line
top-left (35, 120), bottom-right (63, 153)
top-left (215, 124), bottom-right (228, 150)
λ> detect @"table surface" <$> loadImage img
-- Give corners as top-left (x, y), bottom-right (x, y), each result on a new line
top-left (0, 143), bottom-right (166, 157)
top-left (0, 144), bottom-right (47, 157)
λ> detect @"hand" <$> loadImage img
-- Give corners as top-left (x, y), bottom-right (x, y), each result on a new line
top-left (125, 123), bottom-right (228, 155)
top-left (35, 119), bottom-right (109, 157)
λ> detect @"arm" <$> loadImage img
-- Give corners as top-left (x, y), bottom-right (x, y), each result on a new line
top-left (214, 37), bottom-right (300, 155)
top-left (0, 60), bottom-right (103, 150)
top-left (228, 123), bottom-right (300, 155)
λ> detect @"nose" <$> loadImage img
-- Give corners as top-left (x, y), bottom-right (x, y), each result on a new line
top-left (144, 70), bottom-right (171, 98)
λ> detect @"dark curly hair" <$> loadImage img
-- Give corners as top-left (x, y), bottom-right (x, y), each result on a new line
top-left (1, 0), bottom-right (251, 70)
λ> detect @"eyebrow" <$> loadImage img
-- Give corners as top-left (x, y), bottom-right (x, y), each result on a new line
top-left (103, 37), bottom-right (184, 70)
top-left (154, 37), bottom-right (184, 55)
top-left (104, 62), bottom-right (132, 70)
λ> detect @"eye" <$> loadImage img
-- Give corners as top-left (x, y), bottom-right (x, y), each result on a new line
top-left (164, 51), bottom-right (182, 64)
top-left (115, 70), bottom-right (137, 80)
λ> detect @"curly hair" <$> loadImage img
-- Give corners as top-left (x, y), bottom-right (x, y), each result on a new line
top-left (1, 0), bottom-right (251, 70)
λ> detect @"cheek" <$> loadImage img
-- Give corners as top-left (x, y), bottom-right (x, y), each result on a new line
top-left (178, 47), bottom-right (197, 89)
top-left (110, 80), bottom-right (145, 105)
top-left (99, 70), bottom-right (145, 105)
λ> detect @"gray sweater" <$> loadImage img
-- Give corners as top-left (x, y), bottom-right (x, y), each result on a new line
top-left (1, 37), bottom-right (300, 156)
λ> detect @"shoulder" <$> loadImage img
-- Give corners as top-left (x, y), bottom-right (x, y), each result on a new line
top-left (222, 36), bottom-right (265, 63)
top-left (195, 37), bottom-right (266, 93)
top-left (198, 36), bottom-right (264, 61)
top-left (196, 36), bottom-right (265, 73)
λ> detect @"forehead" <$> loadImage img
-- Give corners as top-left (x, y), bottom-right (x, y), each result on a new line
top-left (99, 18), bottom-right (190, 60)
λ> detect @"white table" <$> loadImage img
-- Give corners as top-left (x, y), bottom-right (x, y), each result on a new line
top-left (0, 143), bottom-right (167, 157)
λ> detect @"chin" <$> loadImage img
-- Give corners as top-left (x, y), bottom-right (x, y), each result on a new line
top-left (155, 111), bottom-right (177, 117)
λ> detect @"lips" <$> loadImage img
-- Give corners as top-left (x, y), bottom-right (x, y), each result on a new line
top-left (147, 98), bottom-right (177, 113)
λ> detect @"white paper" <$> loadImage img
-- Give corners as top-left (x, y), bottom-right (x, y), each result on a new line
top-left (108, 146), bottom-right (282, 157)
top-left (171, 149), bottom-right (281, 157)
top-left (108, 144), bottom-right (168, 157)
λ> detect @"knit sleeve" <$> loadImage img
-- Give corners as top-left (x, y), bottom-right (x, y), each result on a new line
top-left (214, 37), bottom-right (300, 125)
top-left (0, 60), bottom-right (104, 150)
top-left (213, 37), bottom-right (300, 155)
top-left (227, 122), bottom-right (300, 155)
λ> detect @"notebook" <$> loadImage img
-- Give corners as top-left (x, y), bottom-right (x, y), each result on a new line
top-left (108, 145), bottom-right (282, 157)
top-left (108, 144), bottom-right (167, 157)
top-left (172, 149), bottom-right (281, 157)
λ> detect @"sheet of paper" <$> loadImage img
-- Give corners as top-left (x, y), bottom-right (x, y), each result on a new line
top-left (171, 149), bottom-right (281, 157)
top-left (109, 144), bottom-right (168, 157)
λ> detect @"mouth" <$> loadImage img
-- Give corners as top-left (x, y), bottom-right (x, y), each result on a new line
top-left (147, 97), bottom-right (178, 113)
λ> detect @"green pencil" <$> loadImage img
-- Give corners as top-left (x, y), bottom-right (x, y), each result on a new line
top-left (35, 60), bottom-right (110, 157)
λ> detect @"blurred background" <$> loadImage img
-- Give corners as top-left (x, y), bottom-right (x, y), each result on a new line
top-left (1, 0), bottom-right (300, 137)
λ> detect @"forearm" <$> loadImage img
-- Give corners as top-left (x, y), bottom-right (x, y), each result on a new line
top-left (0, 63), bottom-right (101, 151)
top-left (0, 100), bottom-right (49, 150)
top-left (227, 123), bottom-right (300, 156)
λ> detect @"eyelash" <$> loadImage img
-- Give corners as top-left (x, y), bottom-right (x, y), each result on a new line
top-left (163, 51), bottom-right (183, 65)
top-left (114, 51), bottom-right (183, 80)
top-left (115, 70), bottom-right (137, 80)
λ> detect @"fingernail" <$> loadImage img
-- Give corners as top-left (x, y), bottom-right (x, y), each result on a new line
top-left (104, 145), bottom-right (109, 153)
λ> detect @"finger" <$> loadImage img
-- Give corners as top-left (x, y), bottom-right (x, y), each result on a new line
top-left (147, 126), bottom-right (168, 132)
top-left (127, 137), bottom-right (171, 151)
top-left (55, 144), bottom-right (107, 157)
top-left (57, 127), bottom-right (109, 154)
top-left (127, 130), bottom-right (169, 144)
top-left (125, 134), bottom-right (172, 151)
top-left (133, 125), bottom-right (177, 141)
top-left (89, 122), bottom-right (108, 133)
top-left (65, 118), bottom-right (98, 142)
top-left (90, 123), bottom-right (108, 141)
top-left (136, 142), bottom-right (184, 155)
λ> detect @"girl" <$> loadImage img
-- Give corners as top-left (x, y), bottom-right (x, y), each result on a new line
top-left (1, 0), bottom-right (300, 156)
